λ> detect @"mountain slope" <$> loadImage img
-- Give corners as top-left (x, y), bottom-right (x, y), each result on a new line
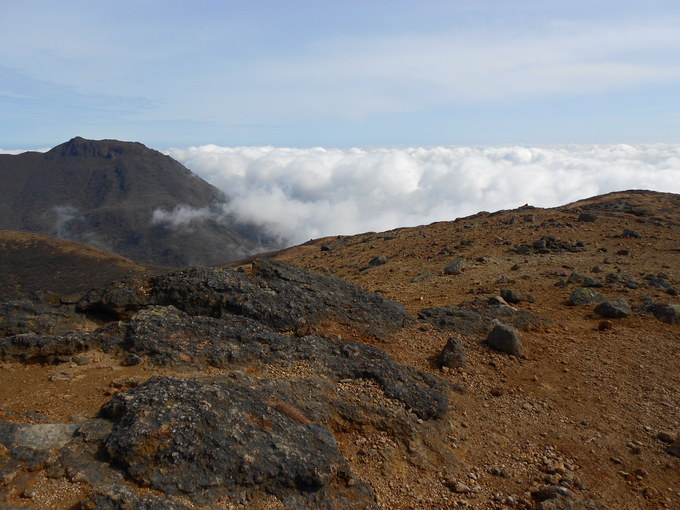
top-left (0, 190), bottom-right (677, 509)
top-left (0, 230), bottom-right (153, 299)
top-left (0, 137), bottom-right (274, 265)
top-left (266, 189), bottom-right (680, 509)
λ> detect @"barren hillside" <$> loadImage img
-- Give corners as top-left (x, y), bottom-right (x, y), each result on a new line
top-left (0, 190), bottom-right (678, 509)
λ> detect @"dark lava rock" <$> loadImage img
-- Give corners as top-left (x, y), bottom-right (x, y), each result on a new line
top-left (644, 274), bottom-right (679, 295)
top-left (567, 272), bottom-right (602, 288)
top-left (367, 255), bottom-right (388, 267)
top-left (567, 288), bottom-right (606, 306)
top-left (622, 228), bottom-right (642, 238)
top-left (657, 431), bottom-right (676, 444)
top-left (0, 332), bottom-right (90, 364)
top-left (0, 298), bottom-right (80, 337)
top-left (95, 306), bottom-right (446, 420)
top-left (577, 213), bottom-right (597, 222)
top-left (100, 376), bottom-right (376, 508)
top-left (605, 273), bottom-right (639, 288)
top-left (418, 306), bottom-right (551, 336)
top-left (594, 299), bottom-right (632, 318)
top-left (533, 485), bottom-right (611, 509)
top-left (488, 295), bottom-right (510, 306)
top-left (500, 289), bottom-right (535, 304)
top-left (513, 236), bottom-right (586, 255)
top-left (76, 485), bottom-right (193, 510)
top-left (76, 280), bottom-right (151, 320)
top-left (94, 305), bottom-right (273, 369)
top-left (486, 324), bottom-right (523, 356)
top-left (0, 421), bottom-right (78, 451)
top-left (651, 303), bottom-right (680, 324)
top-left (0, 259), bottom-right (462, 509)
top-left (668, 436), bottom-right (680, 457)
top-left (79, 259), bottom-right (407, 340)
top-left (443, 259), bottom-right (466, 275)
top-left (436, 337), bottom-right (466, 369)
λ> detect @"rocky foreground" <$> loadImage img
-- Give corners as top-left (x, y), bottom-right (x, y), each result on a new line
top-left (0, 190), bottom-right (679, 509)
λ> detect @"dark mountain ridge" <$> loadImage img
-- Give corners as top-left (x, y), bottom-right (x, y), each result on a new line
top-left (0, 137), bottom-right (275, 266)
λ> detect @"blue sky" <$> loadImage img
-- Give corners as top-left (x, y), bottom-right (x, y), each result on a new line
top-left (2, 0), bottom-right (680, 149)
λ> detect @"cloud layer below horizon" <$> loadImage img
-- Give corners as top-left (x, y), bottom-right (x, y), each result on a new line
top-left (167, 144), bottom-right (680, 245)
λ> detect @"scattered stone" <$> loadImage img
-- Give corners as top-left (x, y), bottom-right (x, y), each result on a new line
top-left (567, 273), bottom-right (602, 288)
top-left (513, 236), bottom-right (586, 255)
top-left (533, 485), bottom-right (573, 501)
top-left (444, 259), bottom-right (467, 275)
top-left (436, 337), bottom-right (467, 369)
top-left (567, 288), bottom-right (606, 306)
top-left (594, 299), bottom-right (632, 319)
top-left (0, 422), bottom-right (78, 450)
top-left (598, 320), bottom-right (614, 331)
top-left (411, 272), bottom-right (436, 283)
top-left (367, 255), bottom-right (388, 268)
top-left (72, 355), bottom-right (92, 366)
top-left (657, 431), bottom-right (676, 444)
top-left (444, 479), bottom-right (471, 494)
top-left (622, 229), bottom-right (641, 238)
top-left (120, 353), bottom-right (142, 366)
top-left (488, 295), bottom-right (510, 306)
top-left (500, 289), bottom-right (536, 304)
top-left (605, 273), bottom-right (640, 288)
top-left (577, 213), bottom-right (597, 222)
top-left (486, 324), bottom-right (523, 356)
top-left (645, 274), bottom-right (679, 295)
top-left (668, 436), bottom-right (680, 458)
top-left (650, 303), bottom-right (680, 325)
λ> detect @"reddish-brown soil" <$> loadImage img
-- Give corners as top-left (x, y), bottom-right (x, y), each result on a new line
top-left (0, 190), bottom-right (678, 509)
top-left (268, 190), bottom-right (680, 509)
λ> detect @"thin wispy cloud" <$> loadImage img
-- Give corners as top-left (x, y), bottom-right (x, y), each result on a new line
top-left (168, 143), bottom-right (680, 245)
top-left (1, 2), bottom-right (679, 146)
top-left (238, 21), bottom-right (680, 120)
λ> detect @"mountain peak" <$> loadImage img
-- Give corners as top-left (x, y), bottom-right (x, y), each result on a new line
top-left (49, 136), bottom-right (147, 159)
top-left (0, 138), bottom-right (278, 265)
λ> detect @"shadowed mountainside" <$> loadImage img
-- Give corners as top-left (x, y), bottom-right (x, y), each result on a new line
top-left (0, 230), bottom-right (154, 299)
top-left (0, 137), bottom-right (277, 266)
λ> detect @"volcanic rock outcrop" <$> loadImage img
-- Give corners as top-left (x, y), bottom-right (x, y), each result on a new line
top-left (0, 259), bottom-right (456, 508)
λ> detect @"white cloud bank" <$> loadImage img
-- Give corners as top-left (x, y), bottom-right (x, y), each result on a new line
top-left (167, 144), bottom-right (680, 245)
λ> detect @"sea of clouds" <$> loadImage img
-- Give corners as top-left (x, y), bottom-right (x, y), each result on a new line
top-left (3, 143), bottom-right (679, 247)
top-left (166, 144), bottom-right (680, 245)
